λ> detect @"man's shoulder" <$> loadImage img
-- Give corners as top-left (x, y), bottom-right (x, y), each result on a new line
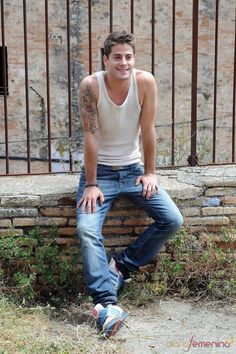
top-left (80, 73), bottom-right (98, 88)
top-left (135, 69), bottom-right (155, 83)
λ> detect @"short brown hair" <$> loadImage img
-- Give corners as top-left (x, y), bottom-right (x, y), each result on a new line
top-left (103, 31), bottom-right (136, 57)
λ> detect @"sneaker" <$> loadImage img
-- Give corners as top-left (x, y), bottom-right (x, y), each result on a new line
top-left (92, 303), bottom-right (128, 338)
top-left (108, 257), bottom-right (124, 292)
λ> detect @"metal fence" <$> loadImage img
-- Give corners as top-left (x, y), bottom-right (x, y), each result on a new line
top-left (0, 0), bottom-right (236, 176)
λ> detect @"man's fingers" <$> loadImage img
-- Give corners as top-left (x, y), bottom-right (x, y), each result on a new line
top-left (99, 193), bottom-right (105, 205)
top-left (135, 176), bottom-right (141, 185)
top-left (86, 200), bottom-right (92, 214)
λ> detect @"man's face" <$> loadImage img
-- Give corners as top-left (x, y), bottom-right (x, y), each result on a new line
top-left (103, 43), bottom-right (135, 80)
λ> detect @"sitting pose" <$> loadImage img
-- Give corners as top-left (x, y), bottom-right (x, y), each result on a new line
top-left (77, 31), bottom-right (183, 338)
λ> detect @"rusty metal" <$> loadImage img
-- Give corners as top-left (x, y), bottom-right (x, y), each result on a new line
top-left (171, 0), bottom-right (176, 165)
top-left (151, 0), bottom-right (155, 76)
top-left (67, 0), bottom-right (73, 171)
top-left (233, 6), bottom-right (236, 162)
top-left (110, 0), bottom-right (113, 33)
top-left (188, 0), bottom-right (199, 166)
top-left (213, 0), bottom-right (219, 163)
top-left (23, 0), bottom-right (31, 173)
top-left (0, 1), bottom-right (236, 177)
top-left (88, 0), bottom-right (92, 75)
top-left (44, 0), bottom-right (52, 172)
top-left (130, 0), bottom-right (134, 33)
top-left (0, 0), bottom-right (9, 174)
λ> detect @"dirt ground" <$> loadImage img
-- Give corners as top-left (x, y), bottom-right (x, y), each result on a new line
top-left (1, 298), bottom-right (235, 354)
top-left (51, 299), bottom-right (236, 354)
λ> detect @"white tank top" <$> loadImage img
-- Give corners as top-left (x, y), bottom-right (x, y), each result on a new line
top-left (95, 69), bottom-right (142, 166)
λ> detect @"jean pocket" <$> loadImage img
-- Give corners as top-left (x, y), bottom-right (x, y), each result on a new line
top-left (130, 164), bottom-right (144, 175)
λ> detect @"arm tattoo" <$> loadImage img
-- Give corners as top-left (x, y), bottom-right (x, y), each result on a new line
top-left (79, 84), bottom-right (99, 134)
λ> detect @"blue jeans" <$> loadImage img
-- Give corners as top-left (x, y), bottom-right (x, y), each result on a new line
top-left (76, 163), bottom-right (183, 305)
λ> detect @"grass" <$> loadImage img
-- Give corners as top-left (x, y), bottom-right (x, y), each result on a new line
top-left (0, 227), bottom-right (235, 352)
top-left (0, 295), bottom-right (122, 354)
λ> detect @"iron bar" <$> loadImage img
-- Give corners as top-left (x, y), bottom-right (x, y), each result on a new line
top-left (45, 0), bottom-right (52, 172)
top-left (232, 6), bottom-right (236, 162)
top-left (88, 0), bottom-right (92, 74)
top-left (188, 0), bottom-right (199, 166)
top-left (23, 0), bottom-right (31, 173)
top-left (67, 0), bottom-right (73, 171)
top-left (0, 0), bottom-right (9, 174)
top-left (171, 0), bottom-right (176, 165)
top-left (130, 0), bottom-right (134, 33)
top-left (213, 0), bottom-right (219, 163)
top-left (151, 0), bottom-right (155, 75)
top-left (109, 0), bottom-right (113, 33)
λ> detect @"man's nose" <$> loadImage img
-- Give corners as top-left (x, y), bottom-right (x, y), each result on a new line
top-left (120, 56), bottom-right (127, 65)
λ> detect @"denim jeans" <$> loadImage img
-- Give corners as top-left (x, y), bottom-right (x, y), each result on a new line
top-left (76, 163), bottom-right (183, 305)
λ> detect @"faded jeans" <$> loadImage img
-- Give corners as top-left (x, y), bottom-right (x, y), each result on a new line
top-left (76, 163), bottom-right (183, 305)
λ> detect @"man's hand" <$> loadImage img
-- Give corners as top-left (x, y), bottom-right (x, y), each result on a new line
top-left (77, 186), bottom-right (104, 213)
top-left (135, 173), bottom-right (160, 199)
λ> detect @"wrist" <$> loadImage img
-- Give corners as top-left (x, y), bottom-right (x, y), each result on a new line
top-left (85, 183), bottom-right (99, 188)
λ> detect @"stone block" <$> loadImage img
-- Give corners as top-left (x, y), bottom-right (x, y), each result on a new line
top-left (69, 219), bottom-right (77, 226)
top-left (180, 207), bottom-right (201, 217)
top-left (222, 196), bottom-right (236, 206)
top-left (102, 226), bottom-right (133, 235)
top-left (0, 229), bottom-right (23, 236)
top-left (0, 219), bottom-right (12, 228)
top-left (0, 208), bottom-right (38, 218)
top-left (202, 206), bottom-right (236, 216)
top-left (13, 218), bottom-right (37, 227)
top-left (1, 195), bottom-right (40, 207)
top-left (205, 187), bottom-right (236, 197)
top-left (122, 218), bottom-right (152, 226)
top-left (35, 217), bottom-right (67, 226)
top-left (185, 216), bottom-right (229, 226)
top-left (40, 207), bottom-right (76, 217)
top-left (57, 227), bottom-right (77, 236)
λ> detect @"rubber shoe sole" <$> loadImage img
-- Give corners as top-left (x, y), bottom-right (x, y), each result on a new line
top-left (100, 310), bottom-right (128, 338)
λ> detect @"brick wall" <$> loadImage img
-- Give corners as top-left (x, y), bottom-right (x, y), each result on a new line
top-left (0, 0), bottom-right (235, 172)
top-left (0, 166), bottom-right (236, 257)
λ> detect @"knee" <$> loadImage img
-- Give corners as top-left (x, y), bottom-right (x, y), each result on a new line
top-left (170, 211), bottom-right (183, 232)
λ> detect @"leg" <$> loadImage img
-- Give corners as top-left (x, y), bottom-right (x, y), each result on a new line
top-left (76, 168), bottom-right (119, 305)
top-left (116, 165), bottom-right (183, 274)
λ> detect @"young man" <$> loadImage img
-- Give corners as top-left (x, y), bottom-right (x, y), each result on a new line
top-left (77, 31), bottom-right (183, 338)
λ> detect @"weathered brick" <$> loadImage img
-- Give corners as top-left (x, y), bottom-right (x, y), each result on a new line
top-left (102, 226), bottom-right (133, 235)
top-left (202, 206), bottom-right (236, 216)
top-left (185, 216), bottom-right (229, 226)
top-left (69, 219), bottom-right (77, 226)
top-left (40, 207), bottom-right (76, 217)
top-left (0, 208), bottom-right (38, 218)
top-left (108, 209), bottom-right (145, 217)
top-left (0, 229), bottom-right (23, 236)
top-left (1, 195), bottom-right (40, 207)
top-left (123, 218), bottom-right (152, 226)
top-left (180, 207), bottom-right (201, 217)
top-left (104, 219), bottom-right (122, 226)
top-left (13, 218), bottom-right (37, 227)
top-left (35, 217), bottom-right (67, 226)
top-left (205, 187), bottom-right (236, 197)
top-left (0, 219), bottom-right (12, 228)
top-left (222, 196), bottom-right (236, 205)
top-left (54, 237), bottom-right (78, 245)
top-left (229, 215), bottom-right (236, 225)
top-left (57, 227), bottom-right (77, 236)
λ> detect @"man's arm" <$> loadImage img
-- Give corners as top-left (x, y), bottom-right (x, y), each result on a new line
top-left (135, 72), bottom-right (159, 198)
top-left (77, 77), bottom-right (104, 213)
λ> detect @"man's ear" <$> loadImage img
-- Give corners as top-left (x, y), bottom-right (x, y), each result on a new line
top-left (103, 54), bottom-right (108, 66)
